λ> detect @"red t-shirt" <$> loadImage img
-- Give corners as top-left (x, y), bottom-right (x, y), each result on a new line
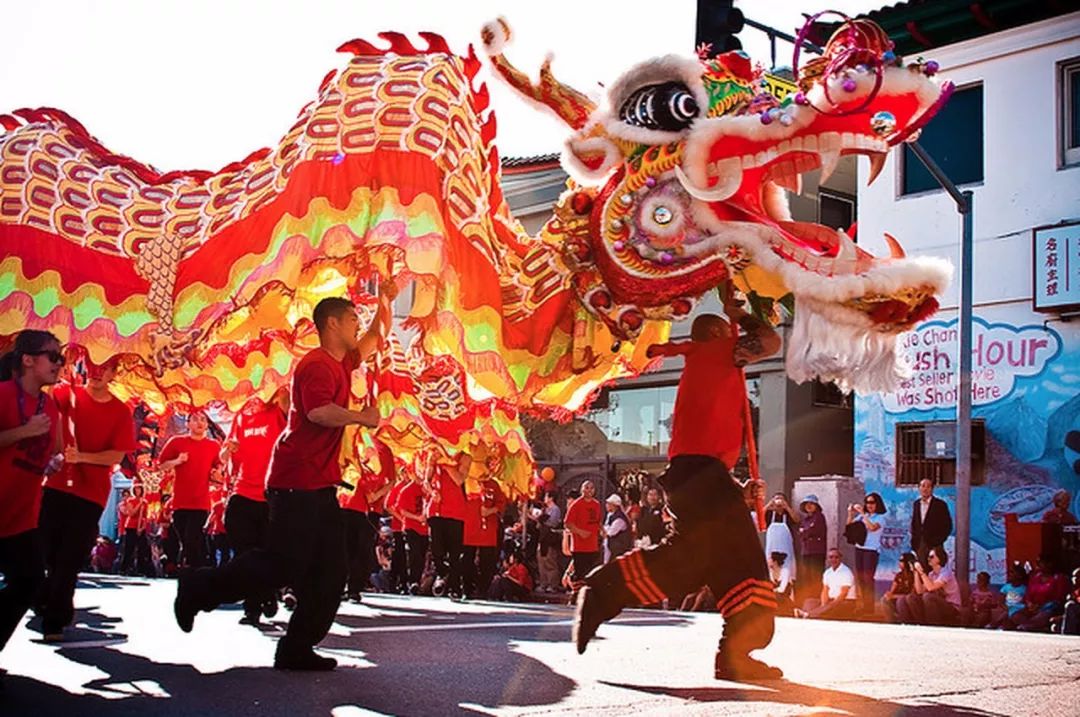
top-left (0, 380), bottom-right (60, 537)
top-left (365, 440), bottom-right (395, 513)
top-left (229, 403), bottom-right (286, 502)
top-left (565, 496), bottom-right (603, 553)
top-left (206, 494), bottom-right (227, 535)
top-left (426, 466), bottom-right (466, 521)
top-left (656, 334), bottom-right (745, 466)
top-left (341, 473), bottom-right (371, 513)
top-left (159, 435), bottom-right (221, 511)
top-left (463, 481), bottom-right (506, 547)
top-left (46, 385), bottom-right (136, 508)
top-left (396, 480), bottom-right (428, 536)
top-left (267, 348), bottom-right (359, 491)
top-left (118, 496), bottom-right (145, 532)
top-left (386, 481), bottom-right (406, 531)
top-left (506, 562), bottom-right (533, 591)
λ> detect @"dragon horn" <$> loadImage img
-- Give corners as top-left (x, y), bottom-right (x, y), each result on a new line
top-left (480, 17), bottom-right (596, 129)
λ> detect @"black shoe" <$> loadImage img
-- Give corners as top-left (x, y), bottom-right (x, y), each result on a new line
top-left (282, 592), bottom-right (297, 611)
top-left (174, 569), bottom-right (203, 633)
top-left (346, 592), bottom-right (363, 604)
top-left (573, 586), bottom-right (603, 655)
top-left (714, 652), bottom-right (784, 681)
top-left (261, 599), bottom-right (278, 619)
top-left (274, 648), bottom-right (338, 671)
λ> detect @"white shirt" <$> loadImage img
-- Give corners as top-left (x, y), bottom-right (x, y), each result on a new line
top-left (920, 497), bottom-right (931, 522)
top-left (823, 563), bottom-right (857, 600)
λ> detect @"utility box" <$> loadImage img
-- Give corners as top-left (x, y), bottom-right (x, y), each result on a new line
top-left (793, 475), bottom-right (866, 567)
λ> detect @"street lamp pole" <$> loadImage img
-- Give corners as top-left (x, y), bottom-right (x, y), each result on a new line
top-left (907, 141), bottom-right (974, 587)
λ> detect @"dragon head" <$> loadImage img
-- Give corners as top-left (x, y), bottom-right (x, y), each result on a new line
top-left (484, 15), bottom-right (953, 392)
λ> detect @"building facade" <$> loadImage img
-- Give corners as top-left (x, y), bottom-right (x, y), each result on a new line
top-left (852, 9), bottom-right (1080, 582)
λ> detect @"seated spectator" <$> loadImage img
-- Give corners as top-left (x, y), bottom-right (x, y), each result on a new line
top-left (769, 551), bottom-right (795, 616)
top-left (895, 545), bottom-right (962, 626)
top-left (90, 535), bottom-right (118, 574)
top-left (1042, 490), bottom-right (1078, 525)
top-left (488, 550), bottom-right (534, 602)
top-left (968, 571), bottom-right (997, 628)
top-left (1053, 568), bottom-right (1080, 635)
top-left (370, 527), bottom-right (395, 593)
top-left (882, 552), bottom-right (917, 623)
top-left (1012, 554), bottom-right (1068, 633)
top-left (989, 563), bottom-right (1028, 629)
top-left (796, 548), bottom-right (856, 620)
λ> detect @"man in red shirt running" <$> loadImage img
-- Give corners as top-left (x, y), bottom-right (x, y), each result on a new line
top-left (221, 390), bottom-right (288, 624)
top-left (159, 411), bottom-right (221, 568)
top-left (38, 358), bottom-right (135, 640)
top-left (0, 330), bottom-right (63, 665)
top-left (573, 296), bottom-right (783, 681)
top-left (174, 288), bottom-right (392, 671)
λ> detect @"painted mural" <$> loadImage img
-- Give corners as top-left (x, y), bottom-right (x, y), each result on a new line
top-left (854, 304), bottom-right (1080, 583)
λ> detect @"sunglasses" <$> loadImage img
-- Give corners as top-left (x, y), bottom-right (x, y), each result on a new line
top-left (27, 350), bottom-right (65, 365)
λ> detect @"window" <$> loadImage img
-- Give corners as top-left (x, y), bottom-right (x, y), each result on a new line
top-left (818, 190), bottom-right (855, 233)
top-left (895, 420), bottom-right (986, 486)
top-left (1060, 58), bottom-right (1080, 167)
top-left (901, 84), bottom-right (984, 196)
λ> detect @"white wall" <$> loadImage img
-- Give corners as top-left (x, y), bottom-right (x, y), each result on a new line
top-left (857, 12), bottom-right (1080, 310)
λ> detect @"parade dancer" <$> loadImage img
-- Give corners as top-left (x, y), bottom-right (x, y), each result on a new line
top-left (37, 358), bottom-right (135, 640)
top-left (158, 410), bottom-right (221, 569)
top-left (0, 331), bottom-right (62, 665)
top-left (174, 286), bottom-right (393, 671)
top-left (573, 295), bottom-right (784, 681)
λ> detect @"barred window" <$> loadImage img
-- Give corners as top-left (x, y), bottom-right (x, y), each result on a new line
top-left (895, 420), bottom-right (986, 486)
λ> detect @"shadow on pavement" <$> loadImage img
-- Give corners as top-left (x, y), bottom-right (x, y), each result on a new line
top-left (604, 680), bottom-right (1004, 717)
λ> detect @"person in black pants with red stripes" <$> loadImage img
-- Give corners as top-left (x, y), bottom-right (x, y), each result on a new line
top-left (574, 301), bottom-right (783, 681)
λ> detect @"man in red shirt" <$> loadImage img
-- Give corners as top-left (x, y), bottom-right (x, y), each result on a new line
top-left (0, 330), bottom-right (63, 662)
top-left (395, 470), bottom-right (429, 594)
top-left (38, 357), bottom-right (135, 640)
top-left (462, 475), bottom-right (506, 598)
top-left (118, 485), bottom-right (150, 576)
top-left (175, 288), bottom-right (392, 671)
top-left (158, 410), bottom-right (221, 569)
top-left (221, 390), bottom-right (287, 624)
top-left (384, 477), bottom-right (408, 592)
top-left (564, 480), bottom-right (602, 586)
top-left (573, 297), bottom-right (784, 681)
top-left (425, 456), bottom-right (469, 599)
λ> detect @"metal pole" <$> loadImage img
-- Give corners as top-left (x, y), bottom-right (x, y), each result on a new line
top-left (908, 140), bottom-right (974, 587)
top-left (743, 17), bottom-right (823, 55)
top-left (955, 190), bottom-right (974, 587)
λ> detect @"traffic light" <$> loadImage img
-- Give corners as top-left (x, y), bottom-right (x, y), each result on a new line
top-left (696, 0), bottom-right (745, 54)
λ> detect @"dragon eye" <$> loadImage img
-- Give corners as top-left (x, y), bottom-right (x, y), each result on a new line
top-left (619, 82), bottom-right (699, 131)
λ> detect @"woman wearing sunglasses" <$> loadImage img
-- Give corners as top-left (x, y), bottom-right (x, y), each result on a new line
top-left (847, 492), bottom-right (887, 616)
top-left (0, 330), bottom-right (64, 668)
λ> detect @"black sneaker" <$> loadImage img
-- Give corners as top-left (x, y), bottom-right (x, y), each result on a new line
top-left (346, 592), bottom-right (363, 604)
top-left (573, 586), bottom-right (603, 655)
top-left (274, 648), bottom-right (338, 671)
top-left (261, 599), bottom-right (278, 619)
top-left (714, 652), bottom-right (784, 681)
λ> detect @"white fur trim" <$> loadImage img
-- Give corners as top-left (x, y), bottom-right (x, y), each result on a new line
top-left (481, 17), bottom-right (511, 55)
top-left (561, 131), bottom-right (621, 184)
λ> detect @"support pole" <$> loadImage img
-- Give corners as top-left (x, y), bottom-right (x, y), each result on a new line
top-left (908, 141), bottom-right (974, 586)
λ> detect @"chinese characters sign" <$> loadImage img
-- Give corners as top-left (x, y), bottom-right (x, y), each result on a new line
top-left (1034, 222), bottom-right (1080, 311)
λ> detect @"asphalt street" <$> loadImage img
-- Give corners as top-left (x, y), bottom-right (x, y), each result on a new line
top-left (1, 575), bottom-right (1078, 716)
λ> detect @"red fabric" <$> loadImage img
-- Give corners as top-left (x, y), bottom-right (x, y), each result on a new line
top-left (658, 335), bottom-right (745, 466)
top-left (229, 404), bottom-right (286, 502)
top-left (506, 561), bottom-right (533, 591)
top-left (366, 440), bottom-right (395, 513)
top-left (386, 481), bottom-right (405, 531)
top-left (159, 435), bottom-right (221, 511)
top-left (342, 476), bottom-right (370, 513)
top-left (426, 466), bottom-right (466, 521)
top-left (46, 385), bottom-right (135, 507)
top-left (0, 380), bottom-right (60, 537)
top-left (396, 480), bottom-right (428, 536)
top-left (463, 481), bottom-right (506, 547)
top-left (267, 348), bottom-right (358, 491)
top-left (205, 495), bottom-right (226, 535)
top-left (565, 496), bottom-right (603, 553)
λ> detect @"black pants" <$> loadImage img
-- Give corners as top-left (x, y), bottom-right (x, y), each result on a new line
top-left (37, 488), bottom-right (103, 634)
top-left (583, 455), bottom-right (776, 658)
top-left (173, 509), bottom-right (209, 568)
top-left (120, 529), bottom-right (151, 576)
top-left (343, 510), bottom-right (376, 595)
top-left (192, 487), bottom-right (346, 656)
top-left (461, 545), bottom-right (499, 597)
top-left (428, 517), bottom-right (464, 595)
top-left (572, 551), bottom-right (601, 583)
top-left (391, 531), bottom-right (407, 590)
top-left (225, 495), bottom-right (272, 618)
top-left (0, 529), bottom-right (44, 653)
top-left (854, 548), bottom-right (879, 614)
top-left (404, 529), bottom-right (429, 587)
top-left (488, 576), bottom-right (529, 601)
